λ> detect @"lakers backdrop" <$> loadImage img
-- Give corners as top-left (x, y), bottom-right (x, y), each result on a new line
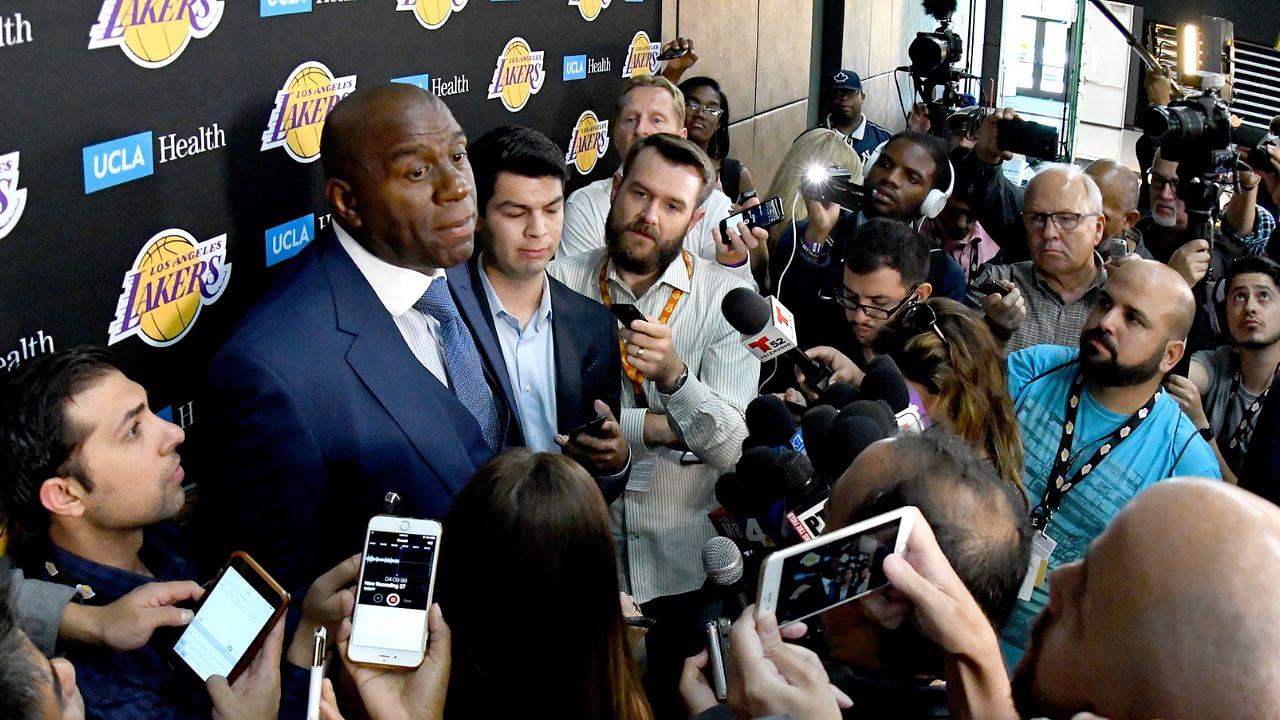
top-left (0, 0), bottom-right (660, 418)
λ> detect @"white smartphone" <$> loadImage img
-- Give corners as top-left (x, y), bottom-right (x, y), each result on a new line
top-left (347, 515), bottom-right (442, 667)
top-left (757, 506), bottom-right (918, 626)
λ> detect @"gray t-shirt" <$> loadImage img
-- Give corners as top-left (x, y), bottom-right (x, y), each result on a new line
top-left (1193, 346), bottom-right (1260, 471)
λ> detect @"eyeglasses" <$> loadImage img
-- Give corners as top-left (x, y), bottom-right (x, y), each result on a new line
top-left (898, 302), bottom-right (950, 350)
top-left (684, 101), bottom-right (724, 119)
top-left (1146, 172), bottom-right (1178, 191)
top-left (1021, 212), bottom-right (1100, 231)
top-left (824, 284), bottom-right (920, 320)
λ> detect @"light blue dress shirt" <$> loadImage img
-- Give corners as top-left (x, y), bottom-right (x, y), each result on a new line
top-left (478, 258), bottom-right (559, 452)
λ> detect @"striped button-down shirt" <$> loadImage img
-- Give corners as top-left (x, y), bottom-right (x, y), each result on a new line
top-left (967, 256), bottom-right (1108, 354)
top-left (549, 248), bottom-right (759, 602)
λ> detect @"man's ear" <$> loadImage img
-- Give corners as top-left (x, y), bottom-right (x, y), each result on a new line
top-left (685, 207), bottom-right (706, 235)
top-left (1161, 338), bottom-right (1187, 374)
top-left (39, 477), bottom-right (87, 520)
top-left (678, 127), bottom-right (688, 139)
top-left (1090, 214), bottom-right (1108, 247)
top-left (325, 177), bottom-right (360, 230)
top-left (610, 174), bottom-right (623, 202)
top-left (916, 282), bottom-right (933, 301)
top-left (1124, 209), bottom-right (1142, 232)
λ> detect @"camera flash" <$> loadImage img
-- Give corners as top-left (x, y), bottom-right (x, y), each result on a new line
top-left (805, 165), bottom-right (829, 185)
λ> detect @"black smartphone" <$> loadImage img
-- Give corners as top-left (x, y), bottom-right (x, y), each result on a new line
top-left (997, 119), bottom-right (1059, 160)
top-left (610, 303), bottom-right (647, 328)
top-left (978, 279), bottom-right (1010, 296)
top-left (168, 552), bottom-right (288, 685)
top-left (656, 46), bottom-right (689, 61)
top-left (719, 197), bottom-right (785, 244)
top-left (800, 167), bottom-right (864, 212)
top-left (737, 189), bottom-right (759, 205)
top-left (566, 413), bottom-right (608, 439)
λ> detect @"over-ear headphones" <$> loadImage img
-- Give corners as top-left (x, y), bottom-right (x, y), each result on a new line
top-left (862, 140), bottom-right (955, 220)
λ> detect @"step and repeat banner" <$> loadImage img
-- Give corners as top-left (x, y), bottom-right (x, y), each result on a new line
top-left (0, 0), bottom-right (660, 419)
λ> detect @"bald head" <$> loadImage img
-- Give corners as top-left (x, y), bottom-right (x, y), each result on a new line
top-left (1084, 159), bottom-right (1141, 241)
top-left (1026, 164), bottom-right (1104, 215)
top-left (1110, 258), bottom-right (1196, 338)
top-left (1017, 479), bottom-right (1280, 719)
top-left (321, 82), bottom-right (448, 184)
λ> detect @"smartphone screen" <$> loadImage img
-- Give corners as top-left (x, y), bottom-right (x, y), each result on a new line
top-left (351, 530), bottom-right (438, 653)
top-left (771, 516), bottom-right (903, 624)
top-left (173, 565), bottom-right (277, 681)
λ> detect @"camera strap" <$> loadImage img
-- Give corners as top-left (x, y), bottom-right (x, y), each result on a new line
top-left (1029, 366), bottom-right (1158, 532)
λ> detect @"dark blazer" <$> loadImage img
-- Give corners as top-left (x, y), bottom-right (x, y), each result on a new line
top-left (466, 259), bottom-right (625, 498)
top-left (189, 231), bottom-right (521, 592)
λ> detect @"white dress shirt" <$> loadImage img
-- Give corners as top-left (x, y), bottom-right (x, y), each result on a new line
top-left (335, 224), bottom-right (449, 387)
top-left (549, 248), bottom-right (758, 602)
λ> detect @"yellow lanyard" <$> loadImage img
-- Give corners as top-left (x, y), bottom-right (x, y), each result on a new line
top-left (598, 250), bottom-right (694, 404)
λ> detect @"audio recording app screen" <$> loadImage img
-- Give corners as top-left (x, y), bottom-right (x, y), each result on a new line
top-left (353, 531), bottom-right (437, 652)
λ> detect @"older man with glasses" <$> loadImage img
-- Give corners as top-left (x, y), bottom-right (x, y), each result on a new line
top-left (967, 165), bottom-right (1107, 353)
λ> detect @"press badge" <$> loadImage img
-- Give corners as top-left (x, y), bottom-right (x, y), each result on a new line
top-left (626, 453), bottom-right (657, 493)
top-left (1017, 530), bottom-right (1058, 601)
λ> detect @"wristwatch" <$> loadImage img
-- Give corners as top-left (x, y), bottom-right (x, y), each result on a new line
top-left (660, 364), bottom-right (690, 395)
top-left (1197, 426), bottom-right (1215, 441)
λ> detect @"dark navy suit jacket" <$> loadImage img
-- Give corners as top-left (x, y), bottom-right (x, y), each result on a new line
top-left (465, 260), bottom-right (626, 500)
top-left (189, 231), bottom-right (520, 592)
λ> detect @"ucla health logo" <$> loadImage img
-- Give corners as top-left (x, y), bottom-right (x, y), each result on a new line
top-left (262, 61), bottom-right (357, 163)
top-left (397, 0), bottom-right (468, 30)
top-left (109, 228), bottom-right (231, 348)
top-left (622, 30), bottom-right (660, 78)
top-left (83, 131), bottom-right (154, 194)
top-left (487, 37), bottom-right (545, 113)
top-left (265, 213), bottom-right (315, 267)
top-left (563, 54), bottom-right (586, 81)
top-left (569, 0), bottom-right (610, 21)
top-left (88, 0), bottom-right (224, 69)
top-left (0, 151), bottom-right (27, 241)
top-left (261, 0), bottom-right (312, 16)
top-left (565, 111), bottom-right (610, 176)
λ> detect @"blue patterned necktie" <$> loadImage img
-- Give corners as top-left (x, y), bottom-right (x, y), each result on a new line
top-left (414, 277), bottom-right (502, 452)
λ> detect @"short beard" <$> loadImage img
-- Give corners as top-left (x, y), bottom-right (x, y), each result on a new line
top-left (1151, 211), bottom-right (1177, 228)
top-left (1235, 328), bottom-right (1280, 350)
top-left (1079, 328), bottom-right (1167, 387)
top-left (605, 208), bottom-right (684, 276)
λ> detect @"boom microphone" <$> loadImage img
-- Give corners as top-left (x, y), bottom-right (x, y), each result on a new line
top-left (922, 0), bottom-right (958, 20)
top-left (722, 288), bottom-right (833, 389)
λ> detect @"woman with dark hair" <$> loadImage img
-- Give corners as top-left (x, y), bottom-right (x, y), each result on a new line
top-left (678, 76), bottom-right (755, 203)
top-left (436, 450), bottom-right (653, 720)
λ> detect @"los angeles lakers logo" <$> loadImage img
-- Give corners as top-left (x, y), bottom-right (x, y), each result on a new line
top-left (261, 61), bottom-right (358, 163)
top-left (109, 229), bottom-right (231, 348)
top-left (88, 0), bottom-right (225, 69)
top-left (487, 37), bottom-right (546, 113)
top-left (569, 0), bottom-right (611, 22)
top-left (564, 111), bottom-right (611, 175)
top-left (0, 151), bottom-right (27, 242)
top-left (396, 0), bottom-right (469, 31)
top-left (621, 30), bottom-right (660, 78)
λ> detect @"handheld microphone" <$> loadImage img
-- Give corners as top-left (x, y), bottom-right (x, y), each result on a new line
top-left (701, 536), bottom-right (752, 621)
top-left (711, 448), bottom-right (788, 552)
top-left (744, 395), bottom-right (805, 453)
top-left (800, 405), bottom-right (838, 466)
top-left (818, 381), bottom-right (860, 410)
top-left (837, 399), bottom-right (897, 437)
top-left (860, 356), bottom-right (910, 413)
top-left (814, 414), bottom-right (889, 483)
top-left (722, 288), bottom-right (833, 390)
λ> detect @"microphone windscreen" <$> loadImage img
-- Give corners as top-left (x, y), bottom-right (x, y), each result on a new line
top-left (715, 471), bottom-right (743, 511)
top-left (837, 399), bottom-right (897, 437)
top-left (819, 382), bottom-right (861, 410)
top-left (777, 449), bottom-right (816, 495)
top-left (721, 287), bottom-right (771, 335)
top-left (861, 357), bottom-right (910, 412)
top-left (820, 415), bottom-right (886, 481)
top-left (745, 395), bottom-right (797, 448)
top-left (734, 446), bottom-right (787, 512)
top-left (702, 536), bottom-right (745, 585)
top-left (801, 404), bottom-right (839, 459)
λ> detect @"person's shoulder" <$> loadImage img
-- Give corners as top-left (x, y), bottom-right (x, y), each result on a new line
top-left (692, 253), bottom-right (754, 293)
top-left (867, 119), bottom-right (892, 139)
top-left (567, 177), bottom-right (611, 205)
top-left (548, 247), bottom-right (607, 284)
top-left (1007, 345), bottom-right (1078, 393)
top-left (1157, 394), bottom-right (1223, 478)
top-left (548, 274), bottom-right (610, 322)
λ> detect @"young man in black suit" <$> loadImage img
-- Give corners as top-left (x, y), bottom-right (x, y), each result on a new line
top-left (466, 126), bottom-right (630, 500)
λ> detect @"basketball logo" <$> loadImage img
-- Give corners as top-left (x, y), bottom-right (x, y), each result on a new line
top-left (569, 0), bottom-right (611, 22)
top-left (88, 0), bottom-right (225, 69)
top-left (565, 112), bottom-right (611, 175)
top-left (396, 0), bottom-right (469, 30)
top-left (487, 37), bottom-right (546, 113)
top-left (109, 229), bottom-right (232, 348)
top-left (622, 31), bottom-right (660, 78)
top-left (0, 151), bottom-right (27, 241)
top-left (261, 61), bottom-right (358, 163)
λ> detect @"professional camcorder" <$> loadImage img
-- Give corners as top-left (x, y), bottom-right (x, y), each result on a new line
top-left (908, 0), bottom-right (970, 135)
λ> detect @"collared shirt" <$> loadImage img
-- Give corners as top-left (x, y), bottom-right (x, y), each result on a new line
top-left (1192, 346), bottom-right (1264, 473)
top-left (823, 113), bottom-right (892, 165)
top-left (23, 523), bottom-right (209, 720)
top-left (921, 218), bottom-right (1002, 284)
top-left (477, 257), bottom-right (558, 451)
top-left (335, 223), bottom-right (450, 387)
top-left (549, 249), bottom-right (759, 602)
top-left (967, 257), bottom-right (1108, 354)
top-left (558, 176), bottom-right (755, 286)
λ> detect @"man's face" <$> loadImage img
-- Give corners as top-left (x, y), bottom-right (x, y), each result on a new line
top-left (61, 371), bottom-right (186, 531)
top-left (605, 147), bottom-right (703, 276)
top-left (831, 88), bottom-right (864, 122)
top-left (1024, 178), bottom-right (1106, 279)
top-left (864, 139), bottom-right (937, 221)
top-left (347, 98), bottom-right (477, 271)
top-left (21, 630), bottom-right (86, 720)
top-left (935, 196), bottom-right (974, 242)
top-left (1079, 273), bottom-right (1175, 387)
top-left (478, 172), bottom-right (563, 281)
top-left (1227, 272), bottom-right (1280, 349)
top-left (613, 87), bottom-right (686, 159)
top-left (1148, 157), bottom-right (1187, 230)
top-left (1094, 182), bottom-right (1128, 240)
top-left (840, 265), bottom-right (921, 348)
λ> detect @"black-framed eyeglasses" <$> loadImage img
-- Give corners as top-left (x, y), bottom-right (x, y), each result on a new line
top-left (1146, 171), bottom-right (1178, 191)
top-left (823, 284), bottom-right (920, 320)
top-left (1021, 212), bottom-right (1100, 231)
top-left (685, 101), bottom-right (724, 118)
top-left (898, 302), bottom-right (950, 350)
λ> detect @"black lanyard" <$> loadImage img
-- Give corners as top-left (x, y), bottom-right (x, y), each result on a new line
top-left (1030, 367), bottom-right (1158, 531)
top-left (1223, 360), bottom-right (1280, 465)
top-left (968, 238), bottom-right (982, 277)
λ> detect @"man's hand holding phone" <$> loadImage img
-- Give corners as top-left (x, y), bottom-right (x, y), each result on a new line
top-left (207, 614), bottom-right (285, 720)
top-left (713, 196), bottom-right (770, 269)
top-left (321, 609), bottom-right (451, 720)
top-left (62, 580), bottom-right (204, 652)
top-left (623, 319), bottom-right (686, 394)
top-left (556, 400), bottom-right (629, 476)
top-left (286, 554), bottom-right (360, 669)
top-left (978, 279), bottom-right (1025, 334)
top-left (800, 345), bottom-right (864, 389)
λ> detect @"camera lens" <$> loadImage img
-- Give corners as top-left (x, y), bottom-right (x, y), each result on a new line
top-left (909, 34), bottom-right (950, 71)
top-left (1141, 103), bottom-right (1207, 145)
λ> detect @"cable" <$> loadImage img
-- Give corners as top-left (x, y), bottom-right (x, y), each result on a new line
top-left (895, 69), bottom-right (912, 125)
top-left (760, 189), bottom-right (808, 391)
